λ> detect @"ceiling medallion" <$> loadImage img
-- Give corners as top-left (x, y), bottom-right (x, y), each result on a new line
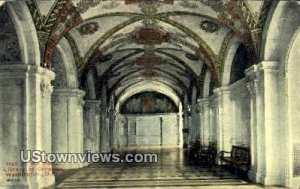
top-left (77, 22), bottom-right (99, 35)
top-left (130, 27), bottom-right (170, 45)
top-left (136, 54), bottom-right (161, 66)
top-left (200, 20), bottom-right (220, 33)
top-left (185, 53), bottom-right (199, 61)
top-left (141, 70), bottom-right (158, 79)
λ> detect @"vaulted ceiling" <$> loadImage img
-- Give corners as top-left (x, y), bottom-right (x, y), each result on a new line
top-left (25, 0), bottom-right (273, 103)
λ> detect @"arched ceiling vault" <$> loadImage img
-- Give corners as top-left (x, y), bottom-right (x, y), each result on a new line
top-left (25, 0), bottom-right (274, 102)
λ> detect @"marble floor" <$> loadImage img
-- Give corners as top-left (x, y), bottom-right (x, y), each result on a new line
top-left (54, 147), bottom-right (282, 189)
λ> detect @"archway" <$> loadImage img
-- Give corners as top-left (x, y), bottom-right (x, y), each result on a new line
top-left (117, 91), bottom-right (180, 147)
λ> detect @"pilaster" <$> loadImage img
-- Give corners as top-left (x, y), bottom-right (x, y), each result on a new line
top-left (246, 61), bottom-right (285, 185)
top-left (213, 86), bottom-right (233, 154)
top-left (51, 88), bottom-right (85, 169)
top-left (83, 100), bottom-right (101, 153)
top-left (198, 98), bottom-right (210, 146)
top-left (0, 65), bottom-right (55, 189)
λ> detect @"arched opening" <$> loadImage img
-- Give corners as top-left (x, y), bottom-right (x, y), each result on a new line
top-left (229, 44), bottom-right (249, 84)
top-left (116, 91), bottom-right (181, 147)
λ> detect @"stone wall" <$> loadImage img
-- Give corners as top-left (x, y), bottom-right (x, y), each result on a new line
top-left (116, 113), bottom-right (180, 146)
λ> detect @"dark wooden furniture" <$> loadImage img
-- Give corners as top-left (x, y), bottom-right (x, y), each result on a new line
top-left (197, 142), bottom-right (217, 167)
top-left (220, 146), bottom-right (250, 173)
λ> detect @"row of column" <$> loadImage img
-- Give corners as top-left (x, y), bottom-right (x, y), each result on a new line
top-left (52, 89), bottom-right (117, 162)
top-left (187, 61), bottom-right (286, 186)
top-left (0, 64), bottom-right (117, 188)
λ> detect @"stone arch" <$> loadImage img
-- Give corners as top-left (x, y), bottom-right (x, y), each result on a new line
top-left (6, 2), bottom-right (40, 65)
top-left (260, 1), bottom-right (300, 70)
top-left (52, 37), bottom-right (79, 89)
top-left (286, 26), bottom-right (300, 187)
top-left (116, 81), bottom-right (182, 113)
top-left (221, 36), bottom-right (242, 86)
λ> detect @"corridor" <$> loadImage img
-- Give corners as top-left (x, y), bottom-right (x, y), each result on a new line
top-left (55, 147), bottom-right (260, 188)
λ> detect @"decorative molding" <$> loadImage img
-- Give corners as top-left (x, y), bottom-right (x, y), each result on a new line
top-left (43, 0), bottom-right (68, 33)
top-left (185, 53), bottom-right (199, 61)
top-left (76, 0), bottom-right (102, 14)
top-left (199, 0), bottom-right (225, 12)
top-left (43, 1), bottom-right (83, 69)
top-left (81, 16), bottom-right (143, 72)
top-left (25, 0), bottom-right (44, 30)
top-left (99, 53), bottom-right (113, 62)
top-left (179, 1), bottom-right (199, 9)
top-left (40, 80), bottom-right (53, 97)
top-left (64, 32), bottom-right (83, 70)
top-left (102, 1), bottom-right (121, 9)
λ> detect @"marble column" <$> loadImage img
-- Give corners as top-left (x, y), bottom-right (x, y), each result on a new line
top-left (51, 88), bottom-right (85, 169)
top-left (100, 107), bottom-right (111, 152)
top-left (246, 61), bottom-right (285, 185)
top-left (198, 98), bottom-right (210, 146)
top-left (214, 86), bottom-right (233, 154)
top-left (109, 109), bottom-right (118, 150)
top-left (0, 65), bottom-right (55, 189)
top-left (246, 67), bottom-right (260, 183)
top-left (83, 100), bottom-right (101, 153)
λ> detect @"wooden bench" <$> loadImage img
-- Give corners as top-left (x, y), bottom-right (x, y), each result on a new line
top-left (220, 146), bottom-right (250, 173)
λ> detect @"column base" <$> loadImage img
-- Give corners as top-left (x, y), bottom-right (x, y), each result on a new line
top-left (289, 177), bottom-right (300, 188)
top-left (262, 175), bottom-right (284, 186)
top-left (249, 169), bottom-right (284, 186)
top-left (248, 169), bottom-right (261, 183)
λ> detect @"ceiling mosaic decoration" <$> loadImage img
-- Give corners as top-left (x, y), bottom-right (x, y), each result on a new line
top-left (24, 0), bottom-right (274, 101)
top-left (120, 91), bottom-right (178, 114)
top-left (77, 22), bottom-right (99, 35)
top-left (200, 20), bottom-right (221, 33)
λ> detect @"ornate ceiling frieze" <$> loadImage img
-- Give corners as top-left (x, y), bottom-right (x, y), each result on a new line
top-left (199, 0), bottom-right (225, 12)
top-left (43, 1), bottom-right (83, 69)
top-left (81, 15), bottom-right (143, 72)
top-left (218, 31), bottom-right (234, 65)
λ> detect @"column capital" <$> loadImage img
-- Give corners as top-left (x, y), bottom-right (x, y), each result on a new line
top-left (0, 64), bottom-right (55, 80)
top-left (246, 78), bottom-right (260, 95)
top-left (52, 88), bottom-right (86, 98)
top-left (41, 80), bottom-right (54, 97)
top-left (246, 61), bottom-right (279, 77)
top-left (213, 86), bottom-right (231, 95)
top-left (84, 100), bottom-right (101, 107)
top-left (84, 100), bottom-right (101, 112)
top-left (197, 98), bottom-right (209, 106)
top-left (257, 61), bottom-right (279, 71)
